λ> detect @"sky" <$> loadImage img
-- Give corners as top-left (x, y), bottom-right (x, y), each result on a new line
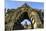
top-left (21, 19), bottom-right (31, 26)
top-left (5, 0), bottom-right (44, 9)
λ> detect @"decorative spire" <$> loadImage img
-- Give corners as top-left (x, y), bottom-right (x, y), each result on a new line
top-left (22, 3), bottom-right (30, 8)
top-left (23, 3), bottom-right (28, 6)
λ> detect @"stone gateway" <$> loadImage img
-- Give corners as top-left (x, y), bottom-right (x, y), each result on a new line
top-left (5, 3), bottom-right (44, 31)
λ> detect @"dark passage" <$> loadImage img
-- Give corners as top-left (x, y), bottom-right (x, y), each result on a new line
top-left (13, 12), bottom-right (32, 30)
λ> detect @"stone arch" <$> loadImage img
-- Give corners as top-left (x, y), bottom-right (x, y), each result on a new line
top-left (13, 11), bottom-right (33, 30)
top-left (31, 11), bottom-right (42, 28)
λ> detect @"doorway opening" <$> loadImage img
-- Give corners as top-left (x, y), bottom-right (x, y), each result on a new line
top-left (13, 12), bottom-right (32, 30)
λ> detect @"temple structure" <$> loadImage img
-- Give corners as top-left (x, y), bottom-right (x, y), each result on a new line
top-left (5, 3), bottom-right (44, 31)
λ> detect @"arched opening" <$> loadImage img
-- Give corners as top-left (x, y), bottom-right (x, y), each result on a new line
top-left (13, 12), bottom-right (32, 30)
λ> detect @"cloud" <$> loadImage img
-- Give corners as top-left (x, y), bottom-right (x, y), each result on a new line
top-left (10, 0), bottom-right (44, 2)
top-left (21, 19), bottom-right (31, 26)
